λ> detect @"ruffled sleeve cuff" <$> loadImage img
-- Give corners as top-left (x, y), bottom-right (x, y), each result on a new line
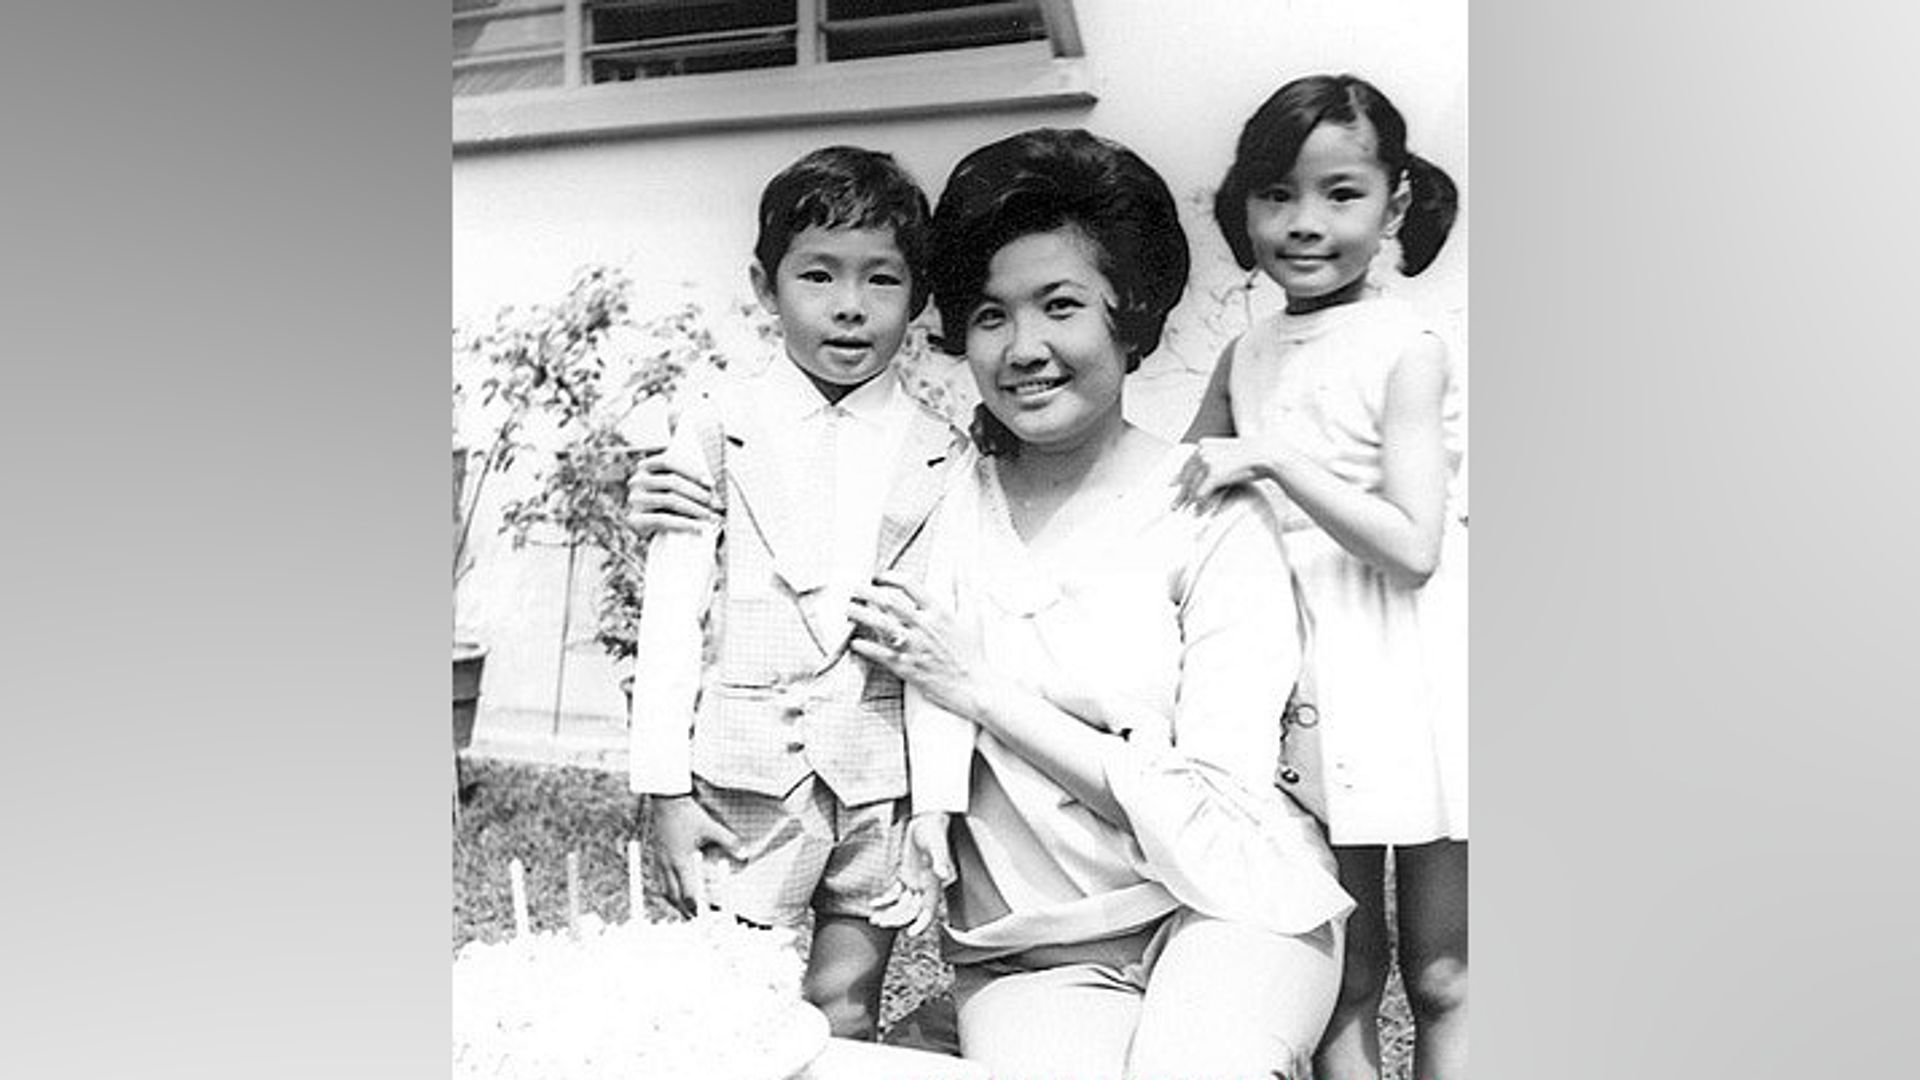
top-left (1105, 748), bottom-right (1355, 936)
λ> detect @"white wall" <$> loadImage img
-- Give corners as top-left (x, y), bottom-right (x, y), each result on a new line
top-left (453, 0), bottom-right (1467, 725)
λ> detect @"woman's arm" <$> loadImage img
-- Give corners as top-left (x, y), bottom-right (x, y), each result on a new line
top-left (963, 675), bottom-right (1132, 823)
top-left (1179, 334), bottom-right (1452, 587)
top-left (1164, 491), bottom-right (1301, 784)
top-left (849, 576), bottom-right (1132, 825)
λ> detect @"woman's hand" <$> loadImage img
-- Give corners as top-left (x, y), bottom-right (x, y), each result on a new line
top-left (849, 572), bottom-right (991, 719)
top-left (857, 576), bottom-right (1131, 823)
top-left (627, 450), bottom-right (720, 538)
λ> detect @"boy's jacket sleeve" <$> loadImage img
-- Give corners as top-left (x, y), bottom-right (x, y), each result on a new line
top-left (628, 400), bottom-right (721, 796)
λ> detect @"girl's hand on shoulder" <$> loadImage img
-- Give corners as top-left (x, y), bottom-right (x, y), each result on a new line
top-left (1173, 437), bottom-right (1285, 508)
top-left (627, 450), bottom-right (719, 537)
top-left (849, 573), bottom-right (989, 719)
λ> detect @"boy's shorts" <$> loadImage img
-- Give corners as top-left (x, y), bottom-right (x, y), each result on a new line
top-left (692, 774), bottom-right (905, 929)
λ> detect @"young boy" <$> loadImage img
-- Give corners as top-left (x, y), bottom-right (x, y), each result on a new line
top-left (626, 146), bottom-right (968, 1041)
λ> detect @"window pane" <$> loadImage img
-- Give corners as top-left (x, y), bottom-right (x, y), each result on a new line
top-left (454, 56), bottom-right (565, 97)
top-left (453, 0), bottom-right (554, 12)
top-left (822, 0), bottom-right (1045, 62)
top-left (454, 0), bottom-right (1070, 100)
top-left (454, 12), bottom-right (564, 61)
top-left (585, 0), bottom-right (798, 82)
top-left (588, 38), bottom-right (794, 83)
top-left (827, 0), bottom-right (1026, 18)
top-left (588, 0), bottom-right (796, 46)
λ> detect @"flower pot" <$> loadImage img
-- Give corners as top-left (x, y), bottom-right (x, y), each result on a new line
top-left (453, 641), bottom-right (488, 751)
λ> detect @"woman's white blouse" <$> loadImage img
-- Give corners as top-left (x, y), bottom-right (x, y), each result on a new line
top-left (907, 447), bottom-right (1353, 961)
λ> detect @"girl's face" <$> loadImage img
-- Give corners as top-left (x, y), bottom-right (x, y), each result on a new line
top-left (1243, 117), bottom-right (1408, 313)
top-left (966, 227), bottom-right (1129, 455)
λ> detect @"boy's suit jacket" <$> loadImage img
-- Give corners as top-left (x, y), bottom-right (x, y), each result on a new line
top-left (629, 362), bottom-right (970, 808)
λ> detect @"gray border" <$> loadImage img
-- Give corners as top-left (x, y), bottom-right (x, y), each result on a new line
top-left (3, 5), bottom-right (447, 1075)
top-left (1472, 2), bottom-right (1919, 1078)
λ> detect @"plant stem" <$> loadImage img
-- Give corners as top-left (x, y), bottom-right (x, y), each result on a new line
top-left (551, 539), bottom-right (580, 737)
top-left (454, 444), bottom-right (501, 587)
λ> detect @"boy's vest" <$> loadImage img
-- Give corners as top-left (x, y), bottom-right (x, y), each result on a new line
top-left (680, 382), bottom-right (967, 808)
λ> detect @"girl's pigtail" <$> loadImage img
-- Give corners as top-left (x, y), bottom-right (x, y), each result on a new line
top-left (1396, 152), bottom-right (1459, 276)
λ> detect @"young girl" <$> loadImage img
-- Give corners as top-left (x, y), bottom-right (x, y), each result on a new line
top-left (1175, 73), bottom-right (1468, 1080)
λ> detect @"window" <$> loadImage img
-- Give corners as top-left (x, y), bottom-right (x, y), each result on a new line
top-left (454, 0), bottom-right (1090, 148)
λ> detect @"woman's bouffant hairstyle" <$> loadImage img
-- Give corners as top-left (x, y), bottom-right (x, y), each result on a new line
top-left (1214, 73), bottom-right (1458, 277)
top-left (928, 129), bottom-right (1189, 455)
top-left (754, 145), bottom-right (934, 316)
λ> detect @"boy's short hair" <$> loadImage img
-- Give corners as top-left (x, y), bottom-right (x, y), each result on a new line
top-left (753, 146), bottom-right (933, 316)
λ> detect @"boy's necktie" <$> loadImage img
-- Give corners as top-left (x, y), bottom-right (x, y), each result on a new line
top-left (814, 405), bottom-right (840, 531)
top-left (803, 405), bottom-right (845, 632)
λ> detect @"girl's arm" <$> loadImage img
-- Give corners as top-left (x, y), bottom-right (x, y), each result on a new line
top-left (1180, 334), bottom-right (1452, 587)
top-left (1180, 340), bottom-right (1240, 442)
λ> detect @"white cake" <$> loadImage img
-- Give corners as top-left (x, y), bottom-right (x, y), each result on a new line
top-left (453, 915), bottom-right (822, 1080)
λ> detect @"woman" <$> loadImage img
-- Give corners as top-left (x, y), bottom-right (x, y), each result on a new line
top-left (849, 128), bottom-right (1351, 1080)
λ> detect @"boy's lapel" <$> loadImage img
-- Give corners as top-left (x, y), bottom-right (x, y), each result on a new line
top-left (874, 408), bottom-right (968, 574)
top-left (714, 386), bottom-right (830, 600)
top-left (807, 408), bottom-right (964, 657)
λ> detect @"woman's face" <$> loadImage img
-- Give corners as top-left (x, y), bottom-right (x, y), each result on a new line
top-left (966, 227), bottom-right (1128, 455)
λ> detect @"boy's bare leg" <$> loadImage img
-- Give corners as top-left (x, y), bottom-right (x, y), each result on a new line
top-left (805, 914), bottom-right (897, 1040)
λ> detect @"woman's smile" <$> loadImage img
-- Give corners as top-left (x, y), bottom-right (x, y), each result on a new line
top-left (1002, 373), bottom-right (1072, 400)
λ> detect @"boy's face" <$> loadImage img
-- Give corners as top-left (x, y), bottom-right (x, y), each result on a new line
top-left (751, 225), bottom-right (913, 396)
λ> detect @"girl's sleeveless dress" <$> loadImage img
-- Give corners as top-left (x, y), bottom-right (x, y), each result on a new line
top-left (1227, 295), bottom-right (1468, 845)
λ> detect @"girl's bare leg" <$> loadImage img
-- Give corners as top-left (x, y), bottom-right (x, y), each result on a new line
top-left (1396, 839), bottom-right (1469, 1079)
top-left (1314, 845), bottom-right (1391, 1080)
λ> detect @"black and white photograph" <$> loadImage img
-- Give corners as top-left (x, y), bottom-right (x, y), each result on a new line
top-left (451, 2), bottom-right (1467, 1076)
top-left (21, 5), bottom-right (1920, 1080)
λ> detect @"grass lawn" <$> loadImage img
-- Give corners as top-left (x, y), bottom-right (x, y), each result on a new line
top-left (453, 757), bottom-right (1414, 1076)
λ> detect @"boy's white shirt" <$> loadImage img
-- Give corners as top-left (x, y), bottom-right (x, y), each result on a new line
top-left (627, 355), bottom-right (917, 796)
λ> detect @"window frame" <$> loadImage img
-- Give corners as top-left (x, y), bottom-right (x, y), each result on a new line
top-left (453, 0), bottom-right (1091, 151)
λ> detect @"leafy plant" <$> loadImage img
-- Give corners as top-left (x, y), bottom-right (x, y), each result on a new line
top-left (452, 354), bottom-right (529, 596)
top-left (457, 265), bottom-right (729, 663)
top-left (453, 265), bottom-right (973, 667)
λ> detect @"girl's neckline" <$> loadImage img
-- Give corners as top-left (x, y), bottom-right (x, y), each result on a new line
top-left (1272, 291), bottom-right (1390, 341)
